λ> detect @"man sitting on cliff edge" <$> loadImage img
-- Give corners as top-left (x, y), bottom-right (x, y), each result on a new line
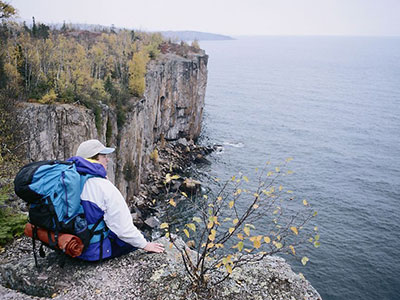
top-left (69, 139), bottom-right (164, 261)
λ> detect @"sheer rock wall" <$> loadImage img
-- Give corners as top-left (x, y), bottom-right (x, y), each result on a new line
top-left (19, 52), bottom-right (208, 201)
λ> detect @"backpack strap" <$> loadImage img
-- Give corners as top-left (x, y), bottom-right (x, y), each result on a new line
top-left (32, 225), bottom-right (39, 268)
top-left (99, 231), bottom-right (104, 262)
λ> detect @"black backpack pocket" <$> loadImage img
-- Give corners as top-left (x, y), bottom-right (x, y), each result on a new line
top-left (29, 203), bottom-right (57, 230)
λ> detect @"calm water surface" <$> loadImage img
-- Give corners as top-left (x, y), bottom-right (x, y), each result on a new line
top-left (196, 36), bottom-right (400, 300)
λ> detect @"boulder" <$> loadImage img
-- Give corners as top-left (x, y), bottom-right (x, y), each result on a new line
top-left (179, 178), bottom-right (201, 195)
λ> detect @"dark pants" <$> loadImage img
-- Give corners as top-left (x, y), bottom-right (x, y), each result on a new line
top-left (109, 231), bottom-right (138, 258)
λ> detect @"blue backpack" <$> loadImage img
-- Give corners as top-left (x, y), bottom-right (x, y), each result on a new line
top-left (14, 160), bottom-right (102, 263)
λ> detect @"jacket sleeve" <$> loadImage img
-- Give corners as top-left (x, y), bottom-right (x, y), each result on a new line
top-left (100, 179), bottom-right (148, 249)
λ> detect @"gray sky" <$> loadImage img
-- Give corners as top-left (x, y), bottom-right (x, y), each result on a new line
top-left (9, 0), bottom-right (400, 36)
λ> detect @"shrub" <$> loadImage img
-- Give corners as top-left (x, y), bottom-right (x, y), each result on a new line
top-left (160, 159), bottom-right (320, 288)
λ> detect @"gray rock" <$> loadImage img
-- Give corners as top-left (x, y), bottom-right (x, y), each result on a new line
top-left (177, 138), bottom-right (189, 146)
top-left (0, 236), bottom-right (321, 300)
top-left (144, 216), bottom-right (161, 228)
top-left (17, 52), bottom-right (208, 204)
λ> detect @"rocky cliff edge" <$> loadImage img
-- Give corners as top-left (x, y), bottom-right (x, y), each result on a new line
top-left (0, 236), bottom-right (321, 300)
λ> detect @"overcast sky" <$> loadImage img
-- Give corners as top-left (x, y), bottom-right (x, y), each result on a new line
top-left (9, 0), bottom-right (400, 36)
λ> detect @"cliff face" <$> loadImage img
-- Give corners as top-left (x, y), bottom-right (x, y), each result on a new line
top-left (19, 52), bottom-right (208, 200)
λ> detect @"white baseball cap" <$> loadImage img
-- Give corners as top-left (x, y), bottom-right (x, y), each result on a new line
top-left (76, 139), bottom-right (115, 158)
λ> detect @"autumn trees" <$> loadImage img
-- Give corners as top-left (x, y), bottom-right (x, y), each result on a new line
top-left (0, 20), bottom-right (164, 107)
top-left (0, 1), bottom-right (15, 20)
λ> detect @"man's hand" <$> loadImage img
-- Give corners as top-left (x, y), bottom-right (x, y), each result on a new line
top-left (143, 242), bottom-right (165, 253)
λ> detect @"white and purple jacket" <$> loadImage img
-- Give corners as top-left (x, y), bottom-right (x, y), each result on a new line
top-left (68, 157), bottom-right (147, 261)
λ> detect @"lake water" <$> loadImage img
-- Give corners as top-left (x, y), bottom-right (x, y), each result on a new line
top-left (197, 36), bottom-right (400, 300)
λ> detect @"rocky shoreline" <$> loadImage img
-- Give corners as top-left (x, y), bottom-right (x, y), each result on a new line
top-left (127, 138), bottom-right (213, 236)
top-left (0, 139), bottom-right (322, 299)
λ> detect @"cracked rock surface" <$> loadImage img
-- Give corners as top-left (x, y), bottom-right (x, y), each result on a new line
top-left (0, 237), bottom-right (321, 299)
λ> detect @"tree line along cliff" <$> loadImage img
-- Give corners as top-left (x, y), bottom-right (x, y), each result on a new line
top-left (0, 18), bottom-right (208, 204)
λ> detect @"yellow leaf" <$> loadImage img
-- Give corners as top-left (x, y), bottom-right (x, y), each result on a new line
top-left (313, 211), bottom-right (318, 216)
top-left (217, 196), bottom-right (222, 201)
top-left (274, 242), bottom-right (283, 249)
top-left (290, 226), bottom-right (299, 235)
top-left (237, 233), bottom-right (244, 240)
top-left (267, 171), bottom-right (273, 177)
top-left (289, 245), bottom-right (296, 255)
top-left (228, 227), bottom-right (235, 234)
top-left (203, 195), bottom-right (208, 199)
top-left (303, 199), bottom-right (308, 206)
top-left (207, 221), bottom-right (214, 229)
top-left (193, 217), bottom-right (202, 223)
top-left (233, 218), bottom-right (239, 225)
top-left (315, 234), bottom-right (320, 241)
top-left (275, 167), bottom-right (280, 172)
top-left (169, 243), bottom-right (173, 249)
top-left (165, 232), bottom-right (170, 238)
top-left (208, 234), bottom-right (216, 241)
top-left (244, 248), bottom-right (253, 253)
top-left (285, 157), bottom-right (293, 162)
top-left (215, 243), bottom-right (224, 248)
top-left (314, 226), bottom-right (318, 231)
top-left (243, 226), bottom-right (250, 236)
top-left (279, 185), bottom-right (283, 191)
top-left (253, 193), bottom-right (259, 198)
top-left (164, 173), bottom-right (171, 183)
top-left (238, 241), bottom-right (244, 251)
top-left (287, 190), bottom-right (293, 194)
top-left (181, 191), bottom-right (188, 198)
top-left (232, 241), bottom-right (244, 251)
top-left (170, 175), bottom-right (180, 180)
top-left (308, 237), bottom-right (314, 242)
top-left (245, 223), bottom-right (256, 229)
top-left (287, 170), bottom-right (294, 174)
top-left (264, 236), bottom-right (271, 243)
top-left (223, 217), bottom-right (232, 222)
top-left (314, 241), bottom-right (321, 248)
top-left (186, 240), bottom-right (195, 247)
top-left (186, 223), bottom-right (196, 232)
top-left (183, 229), bottom-right (190, 238)
top-left (207, 243), bottom-right (215, 249)
top-left (169, 199), bottom-right (177, 207)
top-left (243, 176), bottom-right (249, 182)
top-left (236, 188), bottom-right (242, 194)
top-left (231, 176), bottom-right (236, 181)
top-left (229, 201), bottom-right (234, 208)
top-left (298, 272), bottom-right (305, 280)
top-left (226, 264), bottom-right (233, 274)
top-left (254, 239), bottom-right (261, 249)
top-left (253, 204), bottom-right (259, 209)
top-left (160, 223), bottom-right (169, 229)
top-left (301, 256), bottom-right (309, 266)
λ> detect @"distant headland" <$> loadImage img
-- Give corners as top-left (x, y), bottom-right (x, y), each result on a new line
top-left (159, 30), bottom-right (234, 41)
